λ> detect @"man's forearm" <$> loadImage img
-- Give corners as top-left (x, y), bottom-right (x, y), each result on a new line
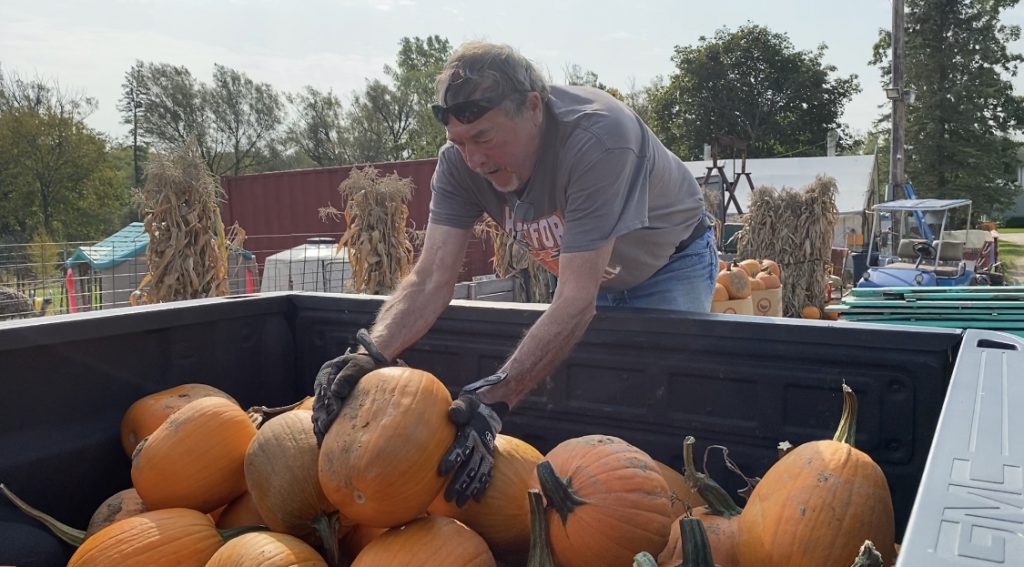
top-left (481, 297), bottom-right (596, 408)
top-left (368, 270), bottom-right (455, 362)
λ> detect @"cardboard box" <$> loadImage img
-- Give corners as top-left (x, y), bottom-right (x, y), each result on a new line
top-left (751, 287), bottom-right (783, 317)
top-left (711, 297), bottom-right (754, 315)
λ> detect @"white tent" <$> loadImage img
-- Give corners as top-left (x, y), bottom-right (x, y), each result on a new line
top-left (260, 237), bottom-right (353, 293)
top-left (684, 154), bottom-right (878, 249)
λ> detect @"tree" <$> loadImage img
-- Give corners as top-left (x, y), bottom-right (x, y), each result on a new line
top-left (0, 70), bottom-right (129, 243)
top-left (872, 0), bottom-right (1024, 215)
top-left (206, 64), bottom-right (285, 176)
top-left (563, 63), bottom-right (624, 100)
top-left (342, 35), bottom-right (452, 163)
top-left (120, 61), bottom-right (285, 176)
top-left (286, 86), bottom-right (347, 167)
top-left (651, 25), bottom-right (861, 159)
top-left (622, 76), bottom-right (665, 126)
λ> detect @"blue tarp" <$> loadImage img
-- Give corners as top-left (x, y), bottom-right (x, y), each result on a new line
top-left (66, 222), bottom-right (149, 270)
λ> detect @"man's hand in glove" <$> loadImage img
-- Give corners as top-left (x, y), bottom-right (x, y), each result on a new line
top-left (437, 373), bottom-right (510, 507)
top-left (311, 329), bottom-right (390, 446)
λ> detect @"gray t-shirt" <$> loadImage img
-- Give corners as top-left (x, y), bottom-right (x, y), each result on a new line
top-left (429, 85), bottom-right (705, 291)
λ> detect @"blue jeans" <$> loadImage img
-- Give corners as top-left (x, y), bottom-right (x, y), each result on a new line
top-left (596, 229), bottom-right (718, 312)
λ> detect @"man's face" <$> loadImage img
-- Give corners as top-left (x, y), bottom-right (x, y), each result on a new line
top-left (445, 93), bottom-right (544, 193)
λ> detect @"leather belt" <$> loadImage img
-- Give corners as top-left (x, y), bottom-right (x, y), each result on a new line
top-left (673, 213), bottom-right (713, 254)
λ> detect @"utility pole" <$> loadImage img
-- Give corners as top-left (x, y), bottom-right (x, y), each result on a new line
top-left (887, 0), bottom-right (906, 201)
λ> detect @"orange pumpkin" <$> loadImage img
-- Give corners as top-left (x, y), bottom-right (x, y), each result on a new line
top-left (131, 397), bottom-right (256, 513)
top-left (755, 270), bottom-right (781, 290)
top-left (801, 305), bottom-right (821, 319)
top-left (86, 488), bottom-right (147, 539)
top-left (340, 524), bottom-right (389, 559)
top-left (120, 383), bottom-right (237, 456)
top-left (712, 283), bottom-right (729, 302)
top-left (716, 264), bottom-right (751, 300)
top-left (215, 491), bottom-right (264, 529)
top-left (760, 259), bottom-right (782, 278)
top-left (351, 516), bottom-right (495, 567)
top-left (319, 367), bottom-right (456, 528)
top-left (428, 434), bottom-right (543, 555)
top-left (747, 277), bottom-right (765, 292)
top-left (533, 435), bottom-right (672, 567)
top-left (68, 508), bottom-right (226, 567)
top-left (737, 386), bottom-right (895, 567)
top-left (206, 532), bottom-right (327, 567)
top-left (738, 258), bottom-right (762, 278)
top-left (658, 437), bottom-right (742, 567)
top-left (245, 409), bottom-right (345, 554)
top-left (654, 461), bottom-right (705, 517)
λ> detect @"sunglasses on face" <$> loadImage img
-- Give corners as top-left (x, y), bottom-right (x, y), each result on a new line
top-left (432, 91), bottom-right (526, 126)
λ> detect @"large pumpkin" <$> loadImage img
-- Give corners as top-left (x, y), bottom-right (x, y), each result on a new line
top-left (120, 383), bottom-right (237, 456)
top-left (737, 385), bottom-right (895, 567)
top-left (245, 409), bottom-right (344, 562)
top-left (532, 435), bottom-right (672, 567)
top-left (131, 397), bottom-right (256, 513)
top-left (68, 508), bottom-right (225, 567)
top-left (319, 367), bottom-right (455, 528)
top-left (215, 491), bottom-right (265, 529)
top-left (351, 516), bottom-right (495, 567)
top-left (206, 531), bottom-right (327, 567)
top-left (428, 434), bottom-right (543, 555)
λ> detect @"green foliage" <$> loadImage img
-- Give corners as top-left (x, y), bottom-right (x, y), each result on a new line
top-left (872, 0), bottom-right (1024, 214)
top-left (0, 70), bottom-right (130, 243)
top-left (121, 61), bottom-right (285, 176)
top-left (341, 35), bottom-right (452, 163)
top-left (650, 25), bottom-right (860, 159)
top-left (286, 86), bottom-right (347, 167)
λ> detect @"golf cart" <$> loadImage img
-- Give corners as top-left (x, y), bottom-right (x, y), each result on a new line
top-left (857, 198), bottom-right (984, 288)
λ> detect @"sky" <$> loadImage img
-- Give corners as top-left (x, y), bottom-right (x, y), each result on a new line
top-left (3, 0), bottom-right (1024, 146)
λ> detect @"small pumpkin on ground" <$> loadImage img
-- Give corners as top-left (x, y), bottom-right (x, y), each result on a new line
top-left (801, 305), bottom-right (822, 319)
top-left (737, 385), bottom-right (896, 567)
top-left (318, 367), bottom-right (455, 528)
top-left (131, 396), bottom-right (256, 513)
top-left (120, 383), bottom-right (237, 457)
top-left (532, 435), bottom-right (672, 567)
top-left (428, 434), bottom-right (543, 555)
top-left (351, 516), bottom-right (496, 567)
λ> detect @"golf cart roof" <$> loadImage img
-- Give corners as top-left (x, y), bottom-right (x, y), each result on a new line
top-left (872, 198), bottom-right (972, 212)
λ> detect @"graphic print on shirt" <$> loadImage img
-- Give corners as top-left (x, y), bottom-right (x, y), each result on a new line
top-left (502, 205), bottom-right (622, 282)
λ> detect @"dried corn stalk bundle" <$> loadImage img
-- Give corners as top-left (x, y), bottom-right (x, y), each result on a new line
top-left (321, 167), bottom-right (414, 295)
top-left (473, 218), bottom-right (553, 303)
top-left (131, 142), bottom-right (229, 305)
top-left (738, 176), bottom-right (838, 317)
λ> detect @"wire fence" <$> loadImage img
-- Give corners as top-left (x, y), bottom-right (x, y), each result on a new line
top-left (0, 233), bottom-right (362, 321)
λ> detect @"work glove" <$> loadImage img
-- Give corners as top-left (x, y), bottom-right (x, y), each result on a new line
top-left (312, 329), bottom-right (390, 446)
top-left (438, 373), bottom-right (510, 507)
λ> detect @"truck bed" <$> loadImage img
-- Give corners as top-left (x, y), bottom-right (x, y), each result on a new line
top-left (0, 292), bottom-right (1015, 565)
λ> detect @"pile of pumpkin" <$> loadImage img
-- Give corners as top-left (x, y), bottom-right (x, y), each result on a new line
top-left (3, 369), bottom-right (898, 567)
top-left (714, 258), bottom-right (781, 302)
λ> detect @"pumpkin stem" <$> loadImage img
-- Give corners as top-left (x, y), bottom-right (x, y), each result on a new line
top-left (705, 444), bottom-right (760, 502)
top-left (247, 398), bottom-right (309, 429)
top-left (218, 524), bottom-right (271, 541)
top-left (536, 461), bottom-right (587, 527)
top-left (849, 540), bottom-right (884, 567)
top-left (311, 511), bottom-right (342, 567)
top-left (833, 384), bottom-right (858, 447)
top-left (526, 489), bottom-right (555, 567)
top-left (0, 483), bottom-right (85, 547)
top-left (682, 437), bottom-right (742, 517)
top-left (631, 552), bottom-right (659, 567)
top-left (680, 516), bottom-right (717, 567)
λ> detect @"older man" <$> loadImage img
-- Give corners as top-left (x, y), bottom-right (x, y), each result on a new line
top-left (313, 42), bottom-right (715, 507)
